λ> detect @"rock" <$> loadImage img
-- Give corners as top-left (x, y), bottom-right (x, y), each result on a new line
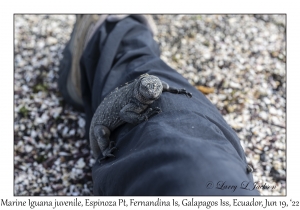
top-left (229, 81), bottom-right (241, 89)
top-left (75, 158), bottom-right (86, 169)
top-left (47, 37), bottom-right (58, 45)
top-left (78, 117), bottom-right (85, 128)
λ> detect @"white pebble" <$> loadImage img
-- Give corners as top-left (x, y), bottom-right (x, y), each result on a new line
top-left (78, 117), bottom-right (86, 128)
top-left (75, 158), bottom-right (86, 169)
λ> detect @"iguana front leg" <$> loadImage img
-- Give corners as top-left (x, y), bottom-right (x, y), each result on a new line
top-left (143, 107), bottom-right (162, 120)
top-left (162, 81), bottom-right (192, 98)
top-left (93, 124), bottom-right (117, 162)
top-left (120, 103), bottom-right (161, 124)
top-left (100, 141), bottom-right (117, 162)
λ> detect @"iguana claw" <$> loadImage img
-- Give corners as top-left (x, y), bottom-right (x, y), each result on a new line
top-left (153, 107), bottom-right (162, 113)
top-left (98, 141), bottom-right (117, 163)
top-left (178, 89), bottom-right (192, 98)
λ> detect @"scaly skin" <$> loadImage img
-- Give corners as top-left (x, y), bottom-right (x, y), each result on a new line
top-left (89, 74), bottom-right (192, 162)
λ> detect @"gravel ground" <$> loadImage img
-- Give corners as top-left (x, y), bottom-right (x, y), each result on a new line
top-left (14, 14), bottom-right (286, 196)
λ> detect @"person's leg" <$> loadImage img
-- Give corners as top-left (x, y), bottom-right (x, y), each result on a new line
top-left (60, 15), bottom-right (259, 195)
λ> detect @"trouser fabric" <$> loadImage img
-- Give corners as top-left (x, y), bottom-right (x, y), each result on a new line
top-left (79, 17), bottom-right (259, 195)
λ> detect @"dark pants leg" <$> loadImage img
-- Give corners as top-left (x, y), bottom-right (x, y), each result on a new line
top-left (80, 17), bottom-right (259, 195)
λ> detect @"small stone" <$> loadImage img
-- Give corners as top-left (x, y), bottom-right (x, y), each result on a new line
top-left (69, 129), bottom-right (75, 135)
top-left (62, 127), bottom-right (69, 136)
top-left (25, 145), bottom-right (33, 153)
top-left (51, 107), bottom-right (62, 118)
top-left (31, 130), bottom-right (37, 138)
top-left (259, 112), bottom-right (268, 120)
top-left (75, 158), bottom-right (85, 169)
top-left (20, 124), bottom-right (25, 131)
top-left (78, 117), bottom-right (85, 128)
top-left (59, 151), bottom-right (71, 156)
top-left (269, 107), bottom-right (277, 115)
top-left (263, 98), bottom-right (271, 105)
top-left (229, 81), bottom-right (241, 89)
top-left (47, 37), bottom-right (58, 45)
top-left (226, 105), bottom-right (235, 113)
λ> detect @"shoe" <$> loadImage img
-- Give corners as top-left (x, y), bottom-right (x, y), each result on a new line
top-left (107, 14), bottom-right (157, 36)
top-left (58, 15), bottom-right (157, 111)
top-left (58, 15), bottom-right (107, 111)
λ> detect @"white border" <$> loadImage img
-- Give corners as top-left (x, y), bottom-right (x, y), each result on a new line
top-left (2, 1), bottom-right (297, 210)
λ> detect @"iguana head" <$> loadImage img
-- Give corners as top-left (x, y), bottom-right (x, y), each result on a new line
top-left (139, 75), bottom-right (163, 101)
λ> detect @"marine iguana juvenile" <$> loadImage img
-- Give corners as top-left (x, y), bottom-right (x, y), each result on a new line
top-left (89, 73), bottom-right (192, 162)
